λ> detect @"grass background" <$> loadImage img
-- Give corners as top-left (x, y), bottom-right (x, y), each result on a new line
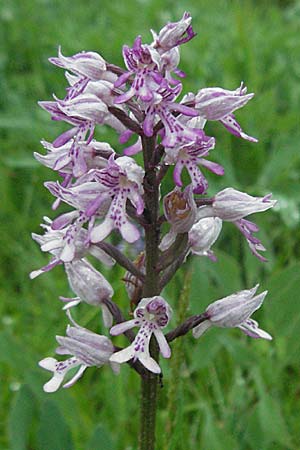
top-left (1, 0), bottom-right (300, 449)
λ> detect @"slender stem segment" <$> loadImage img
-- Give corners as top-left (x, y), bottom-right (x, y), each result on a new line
top-left (139, 134), bottom-right (161, 450)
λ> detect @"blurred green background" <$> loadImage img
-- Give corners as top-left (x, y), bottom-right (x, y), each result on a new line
top-left (1, 0), bottom-right (300, 449)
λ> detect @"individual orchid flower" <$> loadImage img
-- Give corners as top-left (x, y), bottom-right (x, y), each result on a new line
top-left (160, 185), bottom-right (196, 251)
top-left (63, 258), bottom-right (114, 327)
top-left (39, 100), bottom-right (97, 178)
top-left (54, 93), bottom-right (109, 124)
top-left (49, 46), bottom-right (107, 81)
top-left (164, 116), bottom-right (220, 193)
top-left (210, 188), bottom-right (277, 221)
top-left (142, 82), bottom-right (200, 148)
top-left (41, 178), bottom-right (112, 263)
top-left (34, 139), bottom-right (113, 174)
top-left (30, 218), bottom-right (114, 279)
top-left (43, 155), bottom-right (144, 259)
top-left (90, 155), bottom-right (144, 243)
top-left (109, 296), bottom-right (172, 374)
top-left (148, 46), bottom-right (184, 86)
top-left (196, 188), bottom-right (276, 260)
top-left (121, 83), bottom-right (201, 153)
top-left (113, 35), bottom-right (161, 105)
top-left (188, 217), bottom-right (222, 260)
top-left (39, 90), bottom-right (123, 178)
top-left (193, 285), bottom-right (272, 340)
top-left (39, 313), bottom-right (118, 393)
top-left (194, 83), bottom-right (258, 142)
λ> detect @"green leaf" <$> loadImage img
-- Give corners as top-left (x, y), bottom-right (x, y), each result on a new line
top-left (253, 370), bottom-right (293, 448)
top-left (257, 396), bottom-right (292, 449)
top-left (36, 399), bottom-right (74, 450)
top-left (222, 334), bottom-right (258, 369)
top-left (200, 405), bottom-right (238, 450)
top-left (265, 263), bottom-right (300, 337)
top-left (206, 249), bottom-right (242, 293)
top-left (190, 250), bottom-right (242, 314)
top-left (3, 156), bottom-right (39, 169)
top-left (258, 135), bottom-right (300, 189)
top-left (86, 424), bottom-right (115, 450)
top-left (273, 193), bottom-right (300, 229)
top-left (243, 404), bottom-right (268, 450)
top-left (8, 385), bottom-right (37, 450)
top-left (0, 331), bottom-right (32, 370)
top-left (189, 329), bottom-right (223, 371)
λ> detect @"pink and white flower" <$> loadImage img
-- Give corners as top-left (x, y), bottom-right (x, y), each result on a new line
top-left (109, 296), bottom-right (172, 374)
top-left (39, 314), bottom-right (118, 393)
top-left (193, 285), bottom-right (272, 340)
top-left (90, 155), bottom-right (145, 243)
top-left (194, 83), bottom-right (258, 142)
top-left (63, 258), bottom-right (114, 327)
top-left (196, 188), bottom-right (277, 260)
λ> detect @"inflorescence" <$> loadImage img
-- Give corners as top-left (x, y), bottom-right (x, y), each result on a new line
top-left (31, 12), bottom-right (275, 392)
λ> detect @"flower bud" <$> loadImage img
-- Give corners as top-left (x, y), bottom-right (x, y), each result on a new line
top-left (188, 217), bottom-right (222, 258)
top-left (65, 258), bottom-right (113, 305)
top-left (151, 12), bottom-right (195, 50)
top-left (163, 185), bottom-right (196, 233)
top-left (65, 258), bottom-right (114, 327)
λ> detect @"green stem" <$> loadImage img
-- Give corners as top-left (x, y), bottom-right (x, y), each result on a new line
top-left (164, 268), bottom-right (192, 449)
top-left (139, 134), bottom-right (160, 450)
top-left (139, 341), bottom-right (159, 450)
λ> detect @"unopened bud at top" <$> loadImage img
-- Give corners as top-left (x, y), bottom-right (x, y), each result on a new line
top-left (151, 12), bottom-right (195, 50)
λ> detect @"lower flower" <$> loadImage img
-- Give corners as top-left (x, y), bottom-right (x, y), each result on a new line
top-left (39, 312), bottom-right (118, 392)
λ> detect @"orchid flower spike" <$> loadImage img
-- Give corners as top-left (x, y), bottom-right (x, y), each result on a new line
top-left (193, 285), bottom-right (272, 340)
top-left (109, 296), bottom-right (172, 374)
